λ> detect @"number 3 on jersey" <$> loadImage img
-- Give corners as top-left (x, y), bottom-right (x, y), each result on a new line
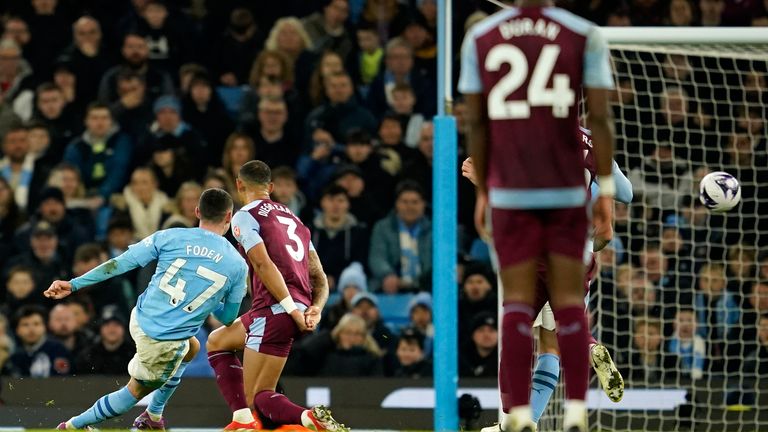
top-left (277, 215), bottom-right (305, 262)
top-left (486, 44), bottom-right (575, 120)
top-left (159, 258), bottom-right (228, 312)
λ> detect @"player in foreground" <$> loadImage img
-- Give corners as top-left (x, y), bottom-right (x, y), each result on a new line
top-left (459, 0), bottom-right (616, 430)
top-left (463, 126), bottom-right (631, 429)
top-left (204, 160), bottom-right (347, 431)
top-left (45, 189), bottom-right (247, 430)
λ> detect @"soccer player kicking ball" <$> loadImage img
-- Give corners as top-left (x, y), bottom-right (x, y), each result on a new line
top-left (46, 189), bottom-right (248, 430)
top-left (204, 160), bottom-right (347, 432)
top-left (459, 0), bottom-right (616, 431)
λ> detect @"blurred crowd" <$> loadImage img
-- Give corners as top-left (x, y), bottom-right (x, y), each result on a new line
top-left (0, 0), bottom-right (765, 395)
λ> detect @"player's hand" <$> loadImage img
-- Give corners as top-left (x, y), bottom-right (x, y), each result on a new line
top-left (304, 306), bottom-right (322, 331)
top-left (462, 157), bottom-right (478, 185)
top-left (474, 190), bottom-right (491, 242)
top-left (290, 309), bottom-right (309, 333)
top-left (382, 274), bottom-right (400, 294)
top-left (592, 196), bottom-right (614, 246)
top-left (44, 280), bottom-right (73, 300)
top-left (593, 220), bottom-right (614, 252)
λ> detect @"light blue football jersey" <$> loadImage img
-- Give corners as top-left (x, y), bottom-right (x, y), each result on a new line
top-left (72, 228), bottom-right (248, 341)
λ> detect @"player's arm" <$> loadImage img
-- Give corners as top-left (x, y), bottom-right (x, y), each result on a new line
top-left (584, 25), bottom-right (616, 235)
top-left (231, 211), bottom-right (308, 331)
top-left (458, 27), bottom-right (488, 194)
top-left (213, 263), bottom-right (248, 326)
top-left (44, 232), bottom-right (160, 299)
top-left (612, 160), bottom-right (633, 204)
top-left (305, 249), bottom-right (329, 330)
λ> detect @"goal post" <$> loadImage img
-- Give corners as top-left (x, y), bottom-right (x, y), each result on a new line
top-left (578, 27), bottom-right (768, 432)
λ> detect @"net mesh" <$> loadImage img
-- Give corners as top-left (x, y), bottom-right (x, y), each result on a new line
top-left (561, 42), bottom-right (768, 432)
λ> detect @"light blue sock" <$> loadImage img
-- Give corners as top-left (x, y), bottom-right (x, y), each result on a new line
top-left (147, 361), bottom-right (189, 416)
top-left (70, 386), bottom-right (139, 428)
top-left (530, 353), bottom-right (560, 423)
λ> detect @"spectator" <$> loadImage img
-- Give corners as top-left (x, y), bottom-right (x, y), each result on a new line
top-left (695, 263), bottom-right (740, 371)
top-left (296, 127), bottom-right (342, 202)
top-left (402, 18), bottom-right (436, 81)
top-left (623, 318), bottom-right (679, 382)
top-left (458, 263), bottom-right (496, 345)
top-left (46, 162), bottom-right (102, 221)
top-left (0, 177), bottom-right (25, 269)
top-left (400, 122), bottom-right (434, 201)
top-left (248, 98), bottom-right (300, 169)
top-left (393, 327), bottom-right (432, 378)
top-left (220, 132), bottom-right (256, 204)
top-left (52, 62), bottom-right (79, 112)
top-left (67, 295), bottom-right (96, 339)
top-left (407, 292), bottom-right (434, 356)
top-left (31, 83), bottom-right (80, 159)
top-left (270, 166), bottom-right (309, 221)
top-left (16, 187), bottom-right (93, 259)
top-left (162, 181), bottom-right (202, 229)
top-left (0, 87), bottom-right (22, 140)
top-left (143, 95), bottom-right (209, 176)
top-left (110, 69), bottom-right (154, 143)
top-left (459, 311), bottom-right (498, 378)
top-left (98, 32), bottom-right (175, 105)
top-left (150, 134), bottom-right (193, 197)
top-left (631, 0), bottom-right (666, 25)
top-left (48, 303), bottom-right (91, 354)
top-left (308, 50), bottom-right (346, 108)
top-left (135, 0), bottom-right (194, 76)
top-left (667, 308), bottom-right (705, 379)
top-left (323, 262), bottom-right (368, 330)
top-left (23, 0), bottom-right (72, 80)
top-left (360, 0), bottom-right (410, 42)
top-left (1, 17), bottom-right (31, 54)
top-left (350, 24), bottom-right (383, 88)
top-left (626, 272), bottom-right (663, 318)
top-left (210, 8), bottom-right (263, 87)
top-left (391, 84), bottom-right (426, 149)
top-left (109, 167), bottom-right (171, 239)
top-left (628, 141), bottom-right (693, 210)
top-left (263, 17), bottom-right (316, 97)
top-left (239, 50), bottom-right (297, 130)
top-left (350, 292), bottom-right (395, 356)
top-left (726, 243), bottom-right (757, 298)
top-left (699, 0), bottom-right (725, 25)
top-left (178, 63), bottom-right (208, 94)
top-left (181, 74), bottom-right (233, 159)
top-left (343, 128), bottom-right (396, 205)
top-left (334, 164), bottom-right (385, 230)
top-left (367, 37), bottom-right (435, 117)
top-left (318, 313), bottom-right (383, 377)
top-left (606, 6), bottom-right (633, 26)
top-left (305, 71), bottom-right (377, 146)
top-left (310, 185), bottom-right (369, 287)
top-left (57, 16), bottom-right (114, 105)
top-left (369, 181), bottom-right (432, 293)
top-left (75, 310), bottom-right (135, 375)
top-left (377, 112), bottom-right (417, 175)
top-left (63, 103), bottom-right (133, 204)
top-left (4, 220), bottom-right (69, 291)
top-left (0, 312), bottom-right (13, 374)
top-left (666, 0), bottom-right (695, 25)
top-left (742, 314), bottom-right (768, 378)
top-left (0, 38), bottom-right (35, 121)
top-left (1, 124), bottom-right (50, 212)
top-left (2, 266), bottom-right (39, 315)
top-left (104, 216), bottom-right (134, 258)
top-left (727, 281), bottom-right (768, 371)
top-left (9, 305), bottom-right (72, 377)
top-left (302, 0), bottom-right (353, 60)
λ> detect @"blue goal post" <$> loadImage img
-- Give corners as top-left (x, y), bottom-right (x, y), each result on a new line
top-left (432, 0), bottom-right (458, 431)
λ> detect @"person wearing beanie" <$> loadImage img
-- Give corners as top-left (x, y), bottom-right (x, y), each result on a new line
top-left (458, 262), bottom-right (496, 346)
top-left (322, 262), bottom-right (369, 330)
top-left (459, 311), bottom-right (498, 378)
top-left (408, 292), bottom-right (434, 356)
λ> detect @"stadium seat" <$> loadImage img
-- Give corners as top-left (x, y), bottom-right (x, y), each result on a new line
top-left (378, 293), bottom-right (416, 332)
top-left (216, 86), bottom-right (247, 119)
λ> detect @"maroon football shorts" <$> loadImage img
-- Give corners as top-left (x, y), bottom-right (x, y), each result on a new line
top-left (240, 306), bottom-right (302, 358)
top-left (491, 207), bottom-right (589, 269)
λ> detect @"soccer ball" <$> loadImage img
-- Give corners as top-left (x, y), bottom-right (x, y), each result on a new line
top-left (699, 171), bottom-right (741, 212)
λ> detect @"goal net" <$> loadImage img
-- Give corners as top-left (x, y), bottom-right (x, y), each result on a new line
top-left (566, 28), bottom-right (768, 432)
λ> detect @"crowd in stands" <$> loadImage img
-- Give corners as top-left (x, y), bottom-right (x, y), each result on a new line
top-left (0, 0), bottom-right (766, 396)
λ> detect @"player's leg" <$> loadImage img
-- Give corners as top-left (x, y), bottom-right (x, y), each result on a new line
top-left (59, 378), bottom-right (159, 429)
top-left (134, 336), bottom-right (202, 429)
top-left (246, 313), bottom-right (348, 432)
top-left (206, 317), bottom-right (258, 428)
top-left (544, 206), bottom-right (591, 432)
top-left (531, 305), bottom-right (561, 424)
top-left (491, 208), bottom-right (543, 432)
